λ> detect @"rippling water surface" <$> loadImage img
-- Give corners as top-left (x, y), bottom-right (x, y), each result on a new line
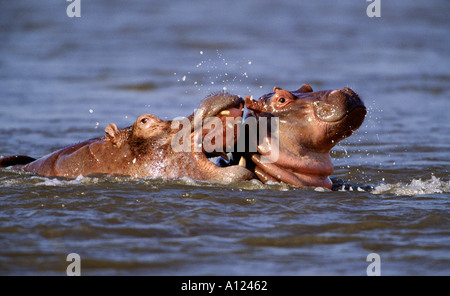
top-left (0, 0), bottom-right (449, 275)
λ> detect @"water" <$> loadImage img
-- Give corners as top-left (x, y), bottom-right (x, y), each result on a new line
top-left (0, 0), bottom-right (449, 276)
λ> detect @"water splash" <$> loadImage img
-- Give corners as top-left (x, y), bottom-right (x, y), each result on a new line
top-left (174, 50), bottom-right (261, 95)
top-left (372, 176), bottom-right (450, 196)
top-left (2, 168), bottom-right (448, 196)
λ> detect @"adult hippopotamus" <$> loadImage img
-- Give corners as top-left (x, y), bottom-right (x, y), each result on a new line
top-left (0, 93), bottom-right (254, 183)
top-left (242, 84), bottom-right (366, 189)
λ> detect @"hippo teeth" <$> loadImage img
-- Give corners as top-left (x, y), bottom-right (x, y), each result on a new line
top-left (220, 110), bottom-right (231, 115)
top-left (238, 156), bottom-right (246, 167)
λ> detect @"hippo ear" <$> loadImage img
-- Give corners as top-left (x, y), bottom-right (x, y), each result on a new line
top-left (105, 123), bottom-right (123, 148)
top-left (294, 84), bottom-right (313, 93)
top-left (273, 86), bottom-right (282, 92)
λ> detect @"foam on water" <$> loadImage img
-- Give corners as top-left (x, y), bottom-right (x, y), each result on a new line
top-left (3, 169), bottom-right (448, 197)
top-left (372, 175), bottom-right (450, 196)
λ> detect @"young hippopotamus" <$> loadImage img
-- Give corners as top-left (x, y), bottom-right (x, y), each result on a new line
top-left (0, 93), bottom-right (254, 184)
top-left (242, 84), bottom-right (366, 189)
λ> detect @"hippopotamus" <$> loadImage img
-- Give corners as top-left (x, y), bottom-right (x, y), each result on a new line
top-left (241, 84), bottom-right (366, 189)
top-left (0, 93), bottom-right (254, 184)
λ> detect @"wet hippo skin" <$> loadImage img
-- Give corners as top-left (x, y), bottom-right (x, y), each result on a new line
top-left (0, 93), bottom-right (254, 184)
top-left (1, 85), bottom-right (366, 189)
top-left (243, 84), bottom-right (367, 189)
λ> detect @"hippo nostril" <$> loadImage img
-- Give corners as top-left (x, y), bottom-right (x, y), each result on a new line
top-left (341, 87), bottom-right (359, 99)
top-left (342, 87), bottom-right (354, 94)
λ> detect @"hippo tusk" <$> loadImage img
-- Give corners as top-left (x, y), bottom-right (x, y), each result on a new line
top-left (238, 156), bottom-right (246, 167)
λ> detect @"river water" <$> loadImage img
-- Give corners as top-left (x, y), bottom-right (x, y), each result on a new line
top-left (0, 0), bottom-right (449, 276)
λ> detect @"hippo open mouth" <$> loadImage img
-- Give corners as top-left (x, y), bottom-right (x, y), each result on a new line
top-left (196, 94), bottom-right (245, 158)
top-left (184, 92), bottom-right (253, 182)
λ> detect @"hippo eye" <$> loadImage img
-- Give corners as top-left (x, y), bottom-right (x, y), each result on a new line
top-left (141, 118), bottom-right (148, 124)
top-left (279, 97), bottom-right (286, 103)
